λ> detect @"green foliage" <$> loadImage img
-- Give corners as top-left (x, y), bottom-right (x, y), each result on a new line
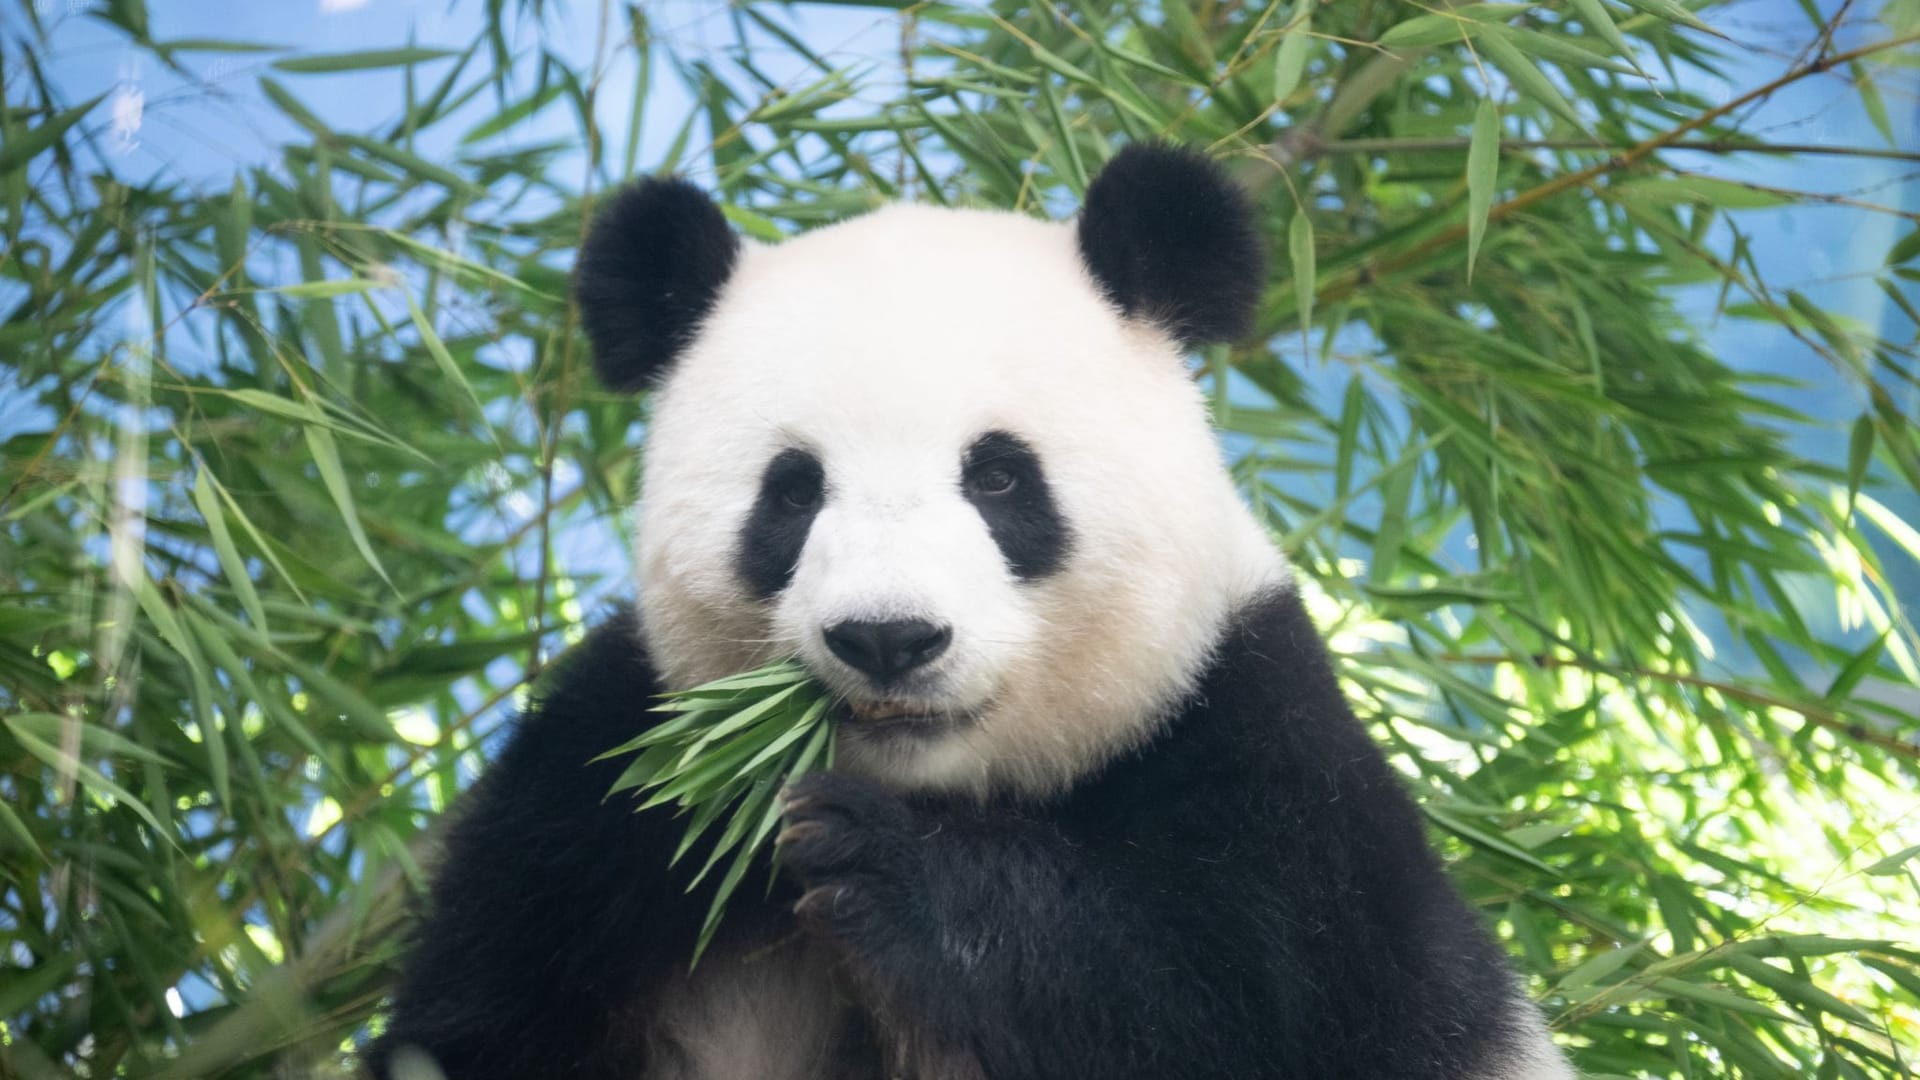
top-left (600, 662), bottom-right (834, 963)
top-left (2, 1), bottom-right (1917, 1076)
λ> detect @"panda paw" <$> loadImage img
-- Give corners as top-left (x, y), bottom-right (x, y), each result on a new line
top-left (777, 772), bottom-right (928, 947)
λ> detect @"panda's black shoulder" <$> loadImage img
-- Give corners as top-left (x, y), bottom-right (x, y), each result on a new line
top-left (1062, 583), bottom-right (1446, 892)
top-left (1073, 585), bottom-right (1373, 798)
top-left (421, 604), bottom-right (663, 861)
top-left (523, 605), bottom-right (658, 731)
top-left (469, 605), bottom-right (662, 780)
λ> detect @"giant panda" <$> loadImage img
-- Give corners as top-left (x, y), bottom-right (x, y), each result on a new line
top-left (369, 144), bottom-right (1573, 1080)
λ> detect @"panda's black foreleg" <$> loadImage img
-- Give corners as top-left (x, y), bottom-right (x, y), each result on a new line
top-left (369, 614), bottom-right (714, 1080)
top-left (777, 771), bottom-right (1239, 1080)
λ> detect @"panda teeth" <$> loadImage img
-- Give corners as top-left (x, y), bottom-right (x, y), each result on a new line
top-left (848, 701), bottom-right (919, 723)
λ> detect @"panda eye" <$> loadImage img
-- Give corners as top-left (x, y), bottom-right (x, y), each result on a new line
top-left (968, 465), bottom-right (1018, 497)
top-left (779, 474), bottom-right (824, 510)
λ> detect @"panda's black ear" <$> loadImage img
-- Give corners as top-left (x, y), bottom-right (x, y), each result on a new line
top-left (1076, 143), bottom-right (1266, 347)
top-left (574, 177), bottom-right (740, 392)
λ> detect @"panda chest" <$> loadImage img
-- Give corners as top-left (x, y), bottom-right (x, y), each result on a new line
top-left (641, 936), bottom-right (881, 1080)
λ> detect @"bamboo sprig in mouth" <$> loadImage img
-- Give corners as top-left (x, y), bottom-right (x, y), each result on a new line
top-left (597, 661), bottom-right (835, 962)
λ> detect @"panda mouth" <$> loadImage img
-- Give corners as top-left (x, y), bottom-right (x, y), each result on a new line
top-left (838, 698), bottom-right (965, 736)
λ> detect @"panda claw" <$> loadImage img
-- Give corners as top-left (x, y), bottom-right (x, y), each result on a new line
top-left (794, 884), bottom-right (850, 923)
top-left (776, 821), bottom-right (825, 849)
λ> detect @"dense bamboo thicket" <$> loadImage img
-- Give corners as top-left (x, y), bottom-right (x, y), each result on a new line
top-left (2, 1), bottom-right (1918, 1076)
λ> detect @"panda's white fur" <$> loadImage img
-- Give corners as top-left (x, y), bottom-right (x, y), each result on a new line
top-left (634, 204), bottom-right (1286, 798)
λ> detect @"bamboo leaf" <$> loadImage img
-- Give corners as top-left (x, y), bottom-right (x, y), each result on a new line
top-left (1476, 26), bottom-right (1586, 130)
top-left (1424, 806), bottom-right (1559, 874)
top-left (1887, 228), bottom-right (1920, 267)
top-left (1845, 413), bottom-right (1873, 520)
top-left (1865, 844), bottom-right (1920, 875)
top-left (4, 713), bottom-right (171, 768)
top-left (1467, 97), bottom-right (1500, 280)
top-left (153, 38), bottom-right (287, 53)
top-left (1649, 977), bottom-right (1793, 1021)
top-left (1843, 64), bottom-right (1889, 143)
top-left (1611, 0), bottom-right (1724, 35)
top-left (336, 133), bottom-right (477, 194)
top-left (7, 726), bottom-right (172, 839)
top-left (1289, 207), bottom-right (1315, 334)
top-left (460, 81), bottom-right (565, 144)
top-left (260, 278), bottom-right (383, 299)
top-left (191, 467), bottom-right (269, 633)
top-left (0, 95), bottom-right (103, 177)
top-left (1504, 28), bottom-right (1641, 75)
top-left (0, 800), bottom-right (46, 864)
top-left (1380, 15), bottom-right (1476, 49)
top-left (1823, 628), bottom-right (1888, 702)
top-left (303, 425), bottom-right (392, 587)
top-left (1555, 939), bottom-right (1651, 991)
top-left (1271, 8), bottom-right (1314, 104)
top-left (403, 294), bottom-right (497, 445)
top-left (1614, 176), bottom-right (1795, 210)
top-left (1040, 81), bottom-right (1088, 193)
top-left (258, 77), bottom-right (330, 136)
top-left (273, 47), bottom-right (457, 74)
top-left (376, 230), bottom-right (558, 300)
top-left (1787, 290), bottom-right (1862, 367)
top-left (200, 467), bottom-right (306, 604)
top-left (1568, 0), bottom-right (1646, 73)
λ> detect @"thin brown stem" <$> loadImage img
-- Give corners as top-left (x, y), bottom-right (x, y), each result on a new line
top-left (528, 0), bottom-right (613, 682)
top-left (1437, 652), bottom-right (1920, 762)
top-left (1311, 136), bottom-right (1920, 165)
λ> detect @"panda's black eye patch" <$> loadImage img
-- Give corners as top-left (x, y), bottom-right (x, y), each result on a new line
top-left (737, 448), bottom-right (825, 599)
top-left (962, 431), bottom-right (1070, 580)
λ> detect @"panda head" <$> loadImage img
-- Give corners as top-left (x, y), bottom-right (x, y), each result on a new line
top-left (577, 145), bottom-right (1287, 798)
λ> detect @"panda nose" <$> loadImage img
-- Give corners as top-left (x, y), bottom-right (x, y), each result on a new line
top-left (823, 619), bottom-right (952, 684)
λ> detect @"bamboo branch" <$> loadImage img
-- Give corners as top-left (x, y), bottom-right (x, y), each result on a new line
top-left (1311, 137), bottom-right (1920, 165)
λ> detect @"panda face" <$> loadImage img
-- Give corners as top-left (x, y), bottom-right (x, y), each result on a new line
top-left (577, 147), bottom-right (1285, 797)
top-left (623, 202), bottom-right (1284, 797)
